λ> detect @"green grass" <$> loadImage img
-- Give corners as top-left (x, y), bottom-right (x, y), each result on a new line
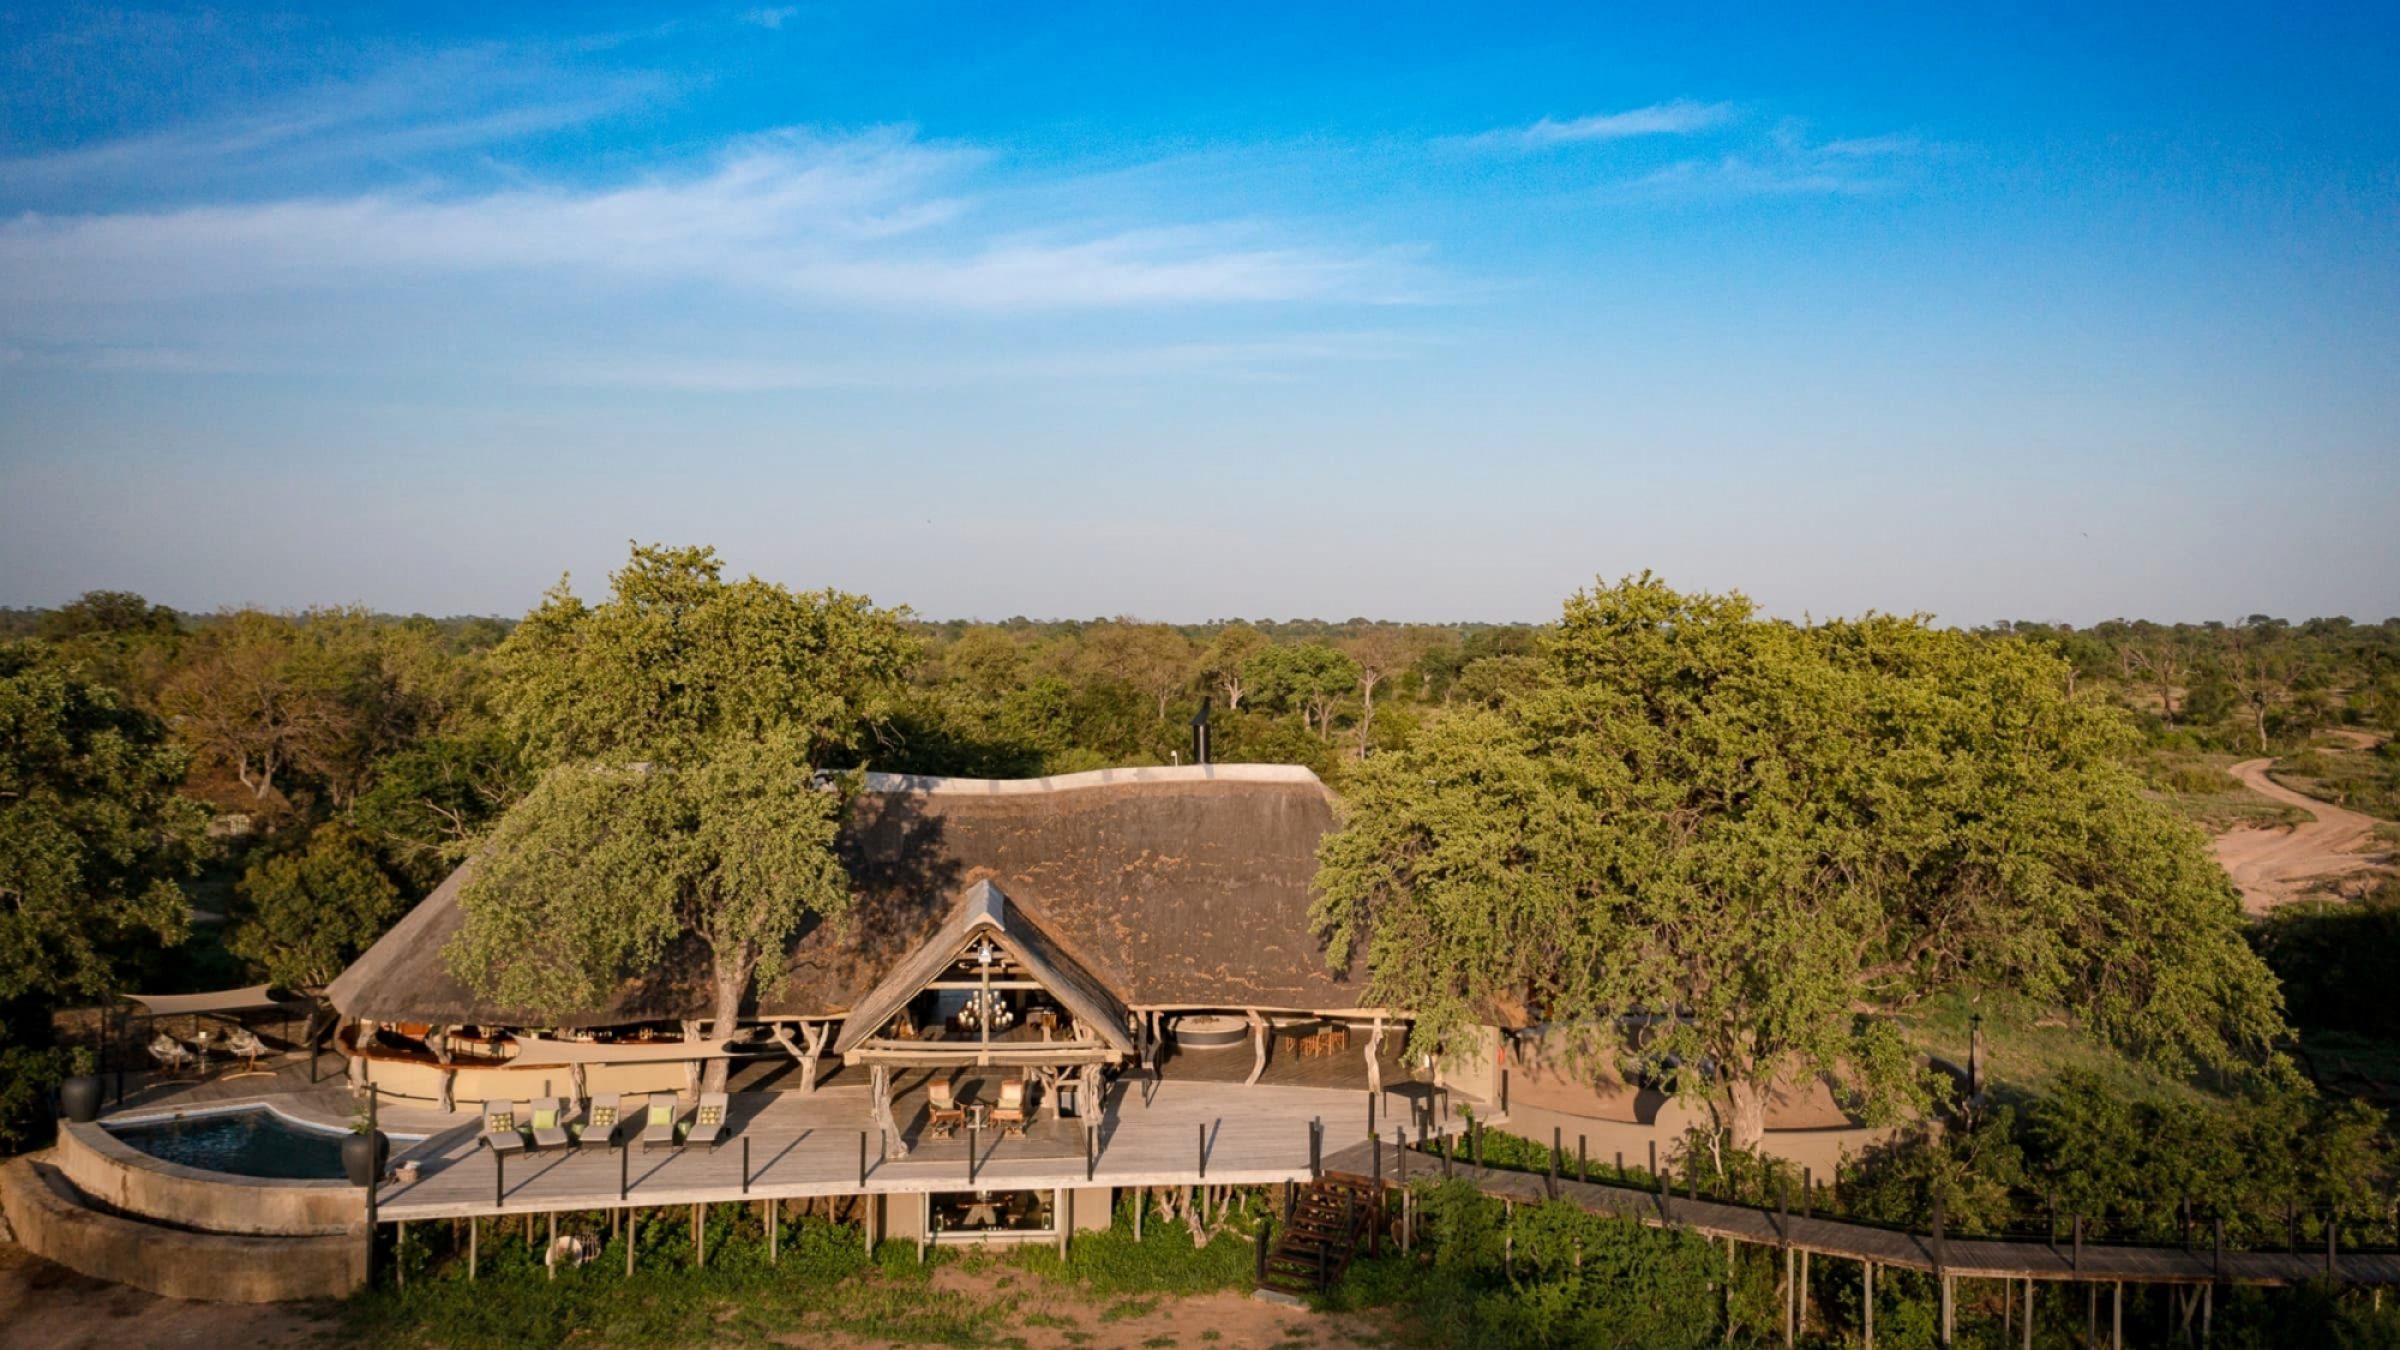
top-left (345, 1194), bottom-right (1275, 1348)
top-left (1903, 986), bottom-right (2209, 1105)
top-left (2272, 742), bottom-right (2400, 821)
top-left (2137, 749), bottom-right (2309, 831)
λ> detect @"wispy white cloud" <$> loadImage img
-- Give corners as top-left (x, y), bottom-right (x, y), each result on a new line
top-left (533, 332), bottom-right (1420, 391)
top-left (0, 43), bottom-right (670, 200)
top-left (1449, 100), bottom-right (1735, 152)
top-left (0, 128), bottom-right (1425, 317)
top-left (1618, 120), bottom-right (1934, 199)
top-left (740, 7), bottom-right (801, 29)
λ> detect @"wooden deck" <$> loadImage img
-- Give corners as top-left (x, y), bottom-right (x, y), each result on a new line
top-left (373, 1079), bottom-right (1390, 1220)
top-left (1326, 1140), bottom-right (2400, 1289)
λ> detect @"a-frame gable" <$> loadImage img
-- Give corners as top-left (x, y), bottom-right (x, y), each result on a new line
top-left (830, 879), bottom-right (1134, 1059)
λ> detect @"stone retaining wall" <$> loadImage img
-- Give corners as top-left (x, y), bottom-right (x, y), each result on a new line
top-left (57, 1120), bottom-right (360, 1236)
top-left (0, 1155), bottom-right (366, 1303)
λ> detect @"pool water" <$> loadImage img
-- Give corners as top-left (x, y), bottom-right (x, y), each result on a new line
top-left (106, 1107), bottom-right (349, 1179)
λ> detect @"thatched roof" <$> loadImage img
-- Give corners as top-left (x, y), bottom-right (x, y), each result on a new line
top-left (326, 764), bottom-right (1366, 1029)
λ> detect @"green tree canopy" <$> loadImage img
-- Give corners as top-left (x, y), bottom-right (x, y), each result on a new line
top-left (450, 545), bottom-right (913, 1090)
top-left (0, 649), bottom-right (204, 1006)
top-left (226, 824), bottom-right (405, 988)
top-left (1314, 575), bottom-right (2286, 1147)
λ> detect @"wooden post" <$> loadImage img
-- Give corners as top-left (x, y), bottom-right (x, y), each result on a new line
top-left (2023, 1276), bottom-right (2034, 1350)
top-left (1396, 1127), bottom-right (1407, 1184)
top-left (1367, 1089), bottom-right (1376, 1140)
top-left (1256, 1215), bottom-right (1271, 1284)
top-left (396, 1220), bottom-right (405, 1290)
top-left (1863, 1260), bottom-right (1874, 1350)
top-left (2112, 1281), bottom-right (2123, 1350)
top-left (1135, 1187), bottom-right (1144, 1242)
top-left (769, 1196), bottom-right (778, 1266)
top-left (547, 1211), bottom-right (557, 1281)
top-left (695, 1203), bottom-right (705, 1268)
top-left (360, 1080), bottom-right (379, 1277)
top-left (469, 1216), bottom-right (478, 1281)
top-left (1939, 1274), bottom-right (1953, 1347)
top-left (1784, 1245), bottom-right (1796, 1348)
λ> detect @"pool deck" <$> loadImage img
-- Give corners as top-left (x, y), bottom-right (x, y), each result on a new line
top-left (103, 1047), bottom-right (1459, 1220)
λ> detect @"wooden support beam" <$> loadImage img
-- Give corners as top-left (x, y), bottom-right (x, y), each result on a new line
top-left (1244, 1010), bottom-right (1269, 1087)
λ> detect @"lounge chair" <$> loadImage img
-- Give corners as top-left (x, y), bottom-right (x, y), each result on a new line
top-left (221, 1027), bottom-right (270, 1076)
top-left (147, 1033), bottom-right (198, 1079)
top-left (688, 1091), bottom-right (729, 1150)
top-left (640, 1096), bottom-right (680, 1152)
top-left (576, 1094), bottom-right (622, 1151)
top-left (528, 1096), bottom-right (571, 1151)
top-left (926, 1078), bottom-right (968, 1139)
top-left (481, 1100), bottom-right (529, 1155)
top-left (990, 1078), bottom-right (1029, 1138)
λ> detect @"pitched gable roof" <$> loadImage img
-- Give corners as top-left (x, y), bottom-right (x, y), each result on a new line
top-left (827, 880), bottom-right (1134, 1057)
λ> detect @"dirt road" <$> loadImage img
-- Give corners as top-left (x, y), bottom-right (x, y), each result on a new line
top-left (2212, 755), bottom-right (2388, 913)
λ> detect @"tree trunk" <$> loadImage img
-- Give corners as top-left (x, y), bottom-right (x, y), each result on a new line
top-left (700, 940), bottom-right (757, 1095)
top-left (1356, 677), bottom-right (1379, 756)
top-left (1723, 1078), bottom-right (1768, 1153)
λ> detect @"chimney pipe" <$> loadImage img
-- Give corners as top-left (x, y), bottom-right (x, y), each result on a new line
top-left (1190, 698), bottom-right (1212, 766)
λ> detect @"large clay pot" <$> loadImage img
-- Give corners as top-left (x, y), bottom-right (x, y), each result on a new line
top-left (59, 1075), bottom-right (103, 1124)
top-left (343, 1130), bottom-right (390, 1187)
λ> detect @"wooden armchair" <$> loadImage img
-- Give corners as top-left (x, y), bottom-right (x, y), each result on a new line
top-left (927, 1077), bottom-right (969, 1139)
top-left (990, 1078), bottom-right (1030, 1138)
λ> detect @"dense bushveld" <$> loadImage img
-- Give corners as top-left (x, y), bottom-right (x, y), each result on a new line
top-left (5, 560), bottom-right (2398, 1341)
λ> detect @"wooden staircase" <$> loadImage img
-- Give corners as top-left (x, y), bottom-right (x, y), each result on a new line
top-left (1257, 1175), bottom-right (1378, 1296)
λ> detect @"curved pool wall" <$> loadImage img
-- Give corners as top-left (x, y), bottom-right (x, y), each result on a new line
top-left (0, 1155), bottom-right (365, 1303)
top-left (59, 1117), bottom-right (362, 1236)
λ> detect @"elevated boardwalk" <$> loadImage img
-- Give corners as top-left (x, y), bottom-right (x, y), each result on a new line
top-left (1323, 1139), bottom-right (2400, 1289)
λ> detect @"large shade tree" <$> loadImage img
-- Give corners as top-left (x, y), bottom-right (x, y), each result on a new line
top-left (1314, 575), bottom-right (2286, 1148)
top-left (0, 649), bottom-right (204, 1147)
top-left (447, 544), bottom-right (915, 1091)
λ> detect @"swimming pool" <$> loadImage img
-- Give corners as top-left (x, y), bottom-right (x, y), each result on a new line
top-left (105, 1107), bottom-right (350, 1180)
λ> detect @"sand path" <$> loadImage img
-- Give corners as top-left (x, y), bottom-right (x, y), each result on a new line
top-left (2212, 747), bottom-right (2389, 914)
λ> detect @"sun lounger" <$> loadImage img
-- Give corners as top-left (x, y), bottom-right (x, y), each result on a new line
top-left (481, 1100), bottom-right (529, 1155)
top-left (990, 1078), bottom-right (1029, 1138)
top-left (926, 1077), bottom-right (968, 1139)
top-left (689, 1091), bottom-right (729, 1150)
top-left (576, 1094), bottom-right (621, 1150)
top-left (528, 1096), bottom-right (571, 1151)
top-left (147, 1033), bottom-right (199, 1078)
top-left (640, 1096), bottom-right (680, 1151)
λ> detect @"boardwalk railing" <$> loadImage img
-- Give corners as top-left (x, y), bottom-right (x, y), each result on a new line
top-left (1323, 1137), bottom-right (2400, 1290)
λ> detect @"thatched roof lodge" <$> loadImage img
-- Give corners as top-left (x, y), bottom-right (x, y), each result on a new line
top-left (325, 764), bottom-right (1411, 1112)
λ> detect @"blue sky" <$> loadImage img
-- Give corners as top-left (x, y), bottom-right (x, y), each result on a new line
top-left (2, 3), bottom-right (2394, 624)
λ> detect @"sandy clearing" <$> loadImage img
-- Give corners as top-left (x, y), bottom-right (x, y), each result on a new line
top-left (2211, 754), bottom-right (2390, 914)
top-left (0, 1244), bottom-right (336, 1350)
